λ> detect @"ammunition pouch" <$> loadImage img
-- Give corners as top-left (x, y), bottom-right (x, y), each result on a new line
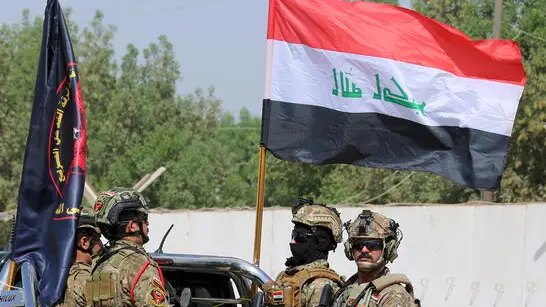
top-left (85, 246), bottom-right (147, 306)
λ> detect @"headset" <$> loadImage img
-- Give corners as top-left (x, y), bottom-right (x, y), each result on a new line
top-left (343, 210), bottom-right (402, 262)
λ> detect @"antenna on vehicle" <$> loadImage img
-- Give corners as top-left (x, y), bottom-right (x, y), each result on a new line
top-left (154, 224), bottom-right (174, 254)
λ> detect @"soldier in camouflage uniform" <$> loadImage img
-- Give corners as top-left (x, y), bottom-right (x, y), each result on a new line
top-left (57, 208), bottom-right (104, 307)
top-left (263, 197), bottom-right (344, 307)
top-left (85, 187), bottom-right (169, 307)
top-left (332, 210), bottom-right (420, 307)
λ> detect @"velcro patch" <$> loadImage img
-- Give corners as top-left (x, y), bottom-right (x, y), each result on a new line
top-left (149, 278), bottom-right (167, 306)
top-left (93, 201), bottom-right (104, 212)
top-left (272, 290), bottom-right (284, 302)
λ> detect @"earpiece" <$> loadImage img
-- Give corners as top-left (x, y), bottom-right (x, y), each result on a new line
top-left (344, 240), bottom-right (354, 260)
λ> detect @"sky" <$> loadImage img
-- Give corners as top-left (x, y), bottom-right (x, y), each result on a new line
top-left (1, 0), bottom-right (412, 119)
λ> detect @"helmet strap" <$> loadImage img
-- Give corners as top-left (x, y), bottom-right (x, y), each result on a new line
top-left (119, 221), bottom-right (149, 244)
top-left (76, 245), bottom-right (93, 256)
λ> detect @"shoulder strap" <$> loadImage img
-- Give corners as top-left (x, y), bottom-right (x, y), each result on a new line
top-left (130, 260), bottom-right (152, 304)
top-left (370, 274), bottom-right (414, 296)
top-left (302, 267), bottom-right (344, 286)
top-left (91, 245), bottom-right (147, 274)
top-left (332, 273), bottom-right (358, 303)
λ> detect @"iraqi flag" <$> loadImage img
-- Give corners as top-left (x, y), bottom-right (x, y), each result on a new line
top-left (260, 0), bottom-right (526, 190)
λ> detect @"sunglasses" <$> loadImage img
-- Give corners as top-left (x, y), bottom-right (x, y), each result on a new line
top-left (291, 229), bottom-right (314, 243)
top-left (352, 239), bottom-right (383, 251)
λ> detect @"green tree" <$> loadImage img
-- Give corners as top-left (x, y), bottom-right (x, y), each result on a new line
top-left (0, 11), bottom-right (44, 210)
top-left (412, 0), bottom-right (545, 201)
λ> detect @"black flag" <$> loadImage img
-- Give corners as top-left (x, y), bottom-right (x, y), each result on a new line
top-left (10, 0), bottom-right (87, 306)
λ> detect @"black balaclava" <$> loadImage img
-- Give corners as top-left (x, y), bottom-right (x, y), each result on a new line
top-left (285, 223), bottom-right (334, 268)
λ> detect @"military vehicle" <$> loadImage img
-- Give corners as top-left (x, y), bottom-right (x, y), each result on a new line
top-left (0, 226), bottom-right (272, 307)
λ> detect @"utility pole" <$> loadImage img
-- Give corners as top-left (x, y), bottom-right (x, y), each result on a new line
top-left (493, 0), bottom-right (503, 39)
top-left (481, 0), bottom-right (503, 202)
top-left (83, 166), bottom-right (167, 204)
top-left (132, 166), bottom-right (167, 192)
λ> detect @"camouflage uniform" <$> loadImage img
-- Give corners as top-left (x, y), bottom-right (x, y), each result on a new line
top-left (332, 269), bottom-right (417, 307)
top-left (56, 208), bottom-right (102, 307)
top-left (84, 188), bottom-right (169, 307)
top-left (294, 259), bottom-right (341, 307)
top-left (332, 210), bottom-right (420, 307)
top-left (58, 262), bottom-right (92, 307)
top-left (263, 198), bottom-right (344, 307)
top-left (88, 239), bottom-right (168, 306)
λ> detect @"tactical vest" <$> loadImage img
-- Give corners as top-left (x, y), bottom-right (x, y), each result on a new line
top-left (263, 266), bottom-right (343, 307)
top-left (85, 246), bottom-right (160, 307)
top-left (336, 274), bottom-right (421, 307)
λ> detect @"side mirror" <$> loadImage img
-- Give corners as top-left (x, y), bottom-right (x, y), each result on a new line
top-left (179, 287), bottom-right (192, 307)
top-left (251, 291), bottom-right (264, 307)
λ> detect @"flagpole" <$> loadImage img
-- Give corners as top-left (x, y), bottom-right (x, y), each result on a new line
top-left (251, 145), bottom-right (267, 294)
top-left (481, 0), bottom-right (503, 202)
top-left (252, 145), bottom-right (268, 267)
top-left (4, 262), bottom-right (17, 290)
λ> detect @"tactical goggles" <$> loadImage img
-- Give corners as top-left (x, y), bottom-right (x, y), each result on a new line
top-left (291, 229), bottom-right (314, 243)
top-left (352, 239), bottom-right (383, 251)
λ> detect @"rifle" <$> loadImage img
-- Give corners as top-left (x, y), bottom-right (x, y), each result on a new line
top-left (317, 284), bottom-right (333, 307)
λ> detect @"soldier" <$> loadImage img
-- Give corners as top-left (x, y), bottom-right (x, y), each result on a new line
top-left (57, 208), bottom-right (104, 307)
top-left (332, 210), bottom-right (420, 307)
top-left (85, 187), bottom-right (169, 307)
top-left (263, 197), bottom-right (344, 307)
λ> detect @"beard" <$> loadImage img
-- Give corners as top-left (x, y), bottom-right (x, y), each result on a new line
top-left (142, 232), bottom-right (150, 244)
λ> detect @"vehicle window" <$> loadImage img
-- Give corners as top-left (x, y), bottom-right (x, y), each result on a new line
top-left (230, 279), bottom-right (243, 307)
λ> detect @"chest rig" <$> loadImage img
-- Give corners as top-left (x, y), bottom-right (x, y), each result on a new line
top-left (263, 266), bottom-right (343, 307)
top-left (85, 246), bottom-right (151, 306)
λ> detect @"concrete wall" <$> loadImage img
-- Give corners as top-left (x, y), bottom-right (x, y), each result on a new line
top-left (146, 203), bottom-right (546, 307)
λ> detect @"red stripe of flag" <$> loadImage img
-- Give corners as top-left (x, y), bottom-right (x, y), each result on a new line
top-left (267, 0), bottom-right (526, 86)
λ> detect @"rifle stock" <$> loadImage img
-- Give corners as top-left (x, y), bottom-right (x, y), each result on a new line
top-left (318, 284), bottom-right (333, 307)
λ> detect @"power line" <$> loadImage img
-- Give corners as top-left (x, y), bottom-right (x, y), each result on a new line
top-left (360, 173), bottom-right (413, 204)
top-left (510, 23), bottom-right (546, 43)
top-left (340, 171), bottom-right (414, 205)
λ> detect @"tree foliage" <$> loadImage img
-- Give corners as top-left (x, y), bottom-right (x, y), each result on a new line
top-left (412, 0), bottom-right (546, 202)
top-left (0, 2), bottom-right (543, 212)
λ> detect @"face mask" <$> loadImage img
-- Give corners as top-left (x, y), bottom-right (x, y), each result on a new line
top-left (285, 224), bottom-right (328, 267)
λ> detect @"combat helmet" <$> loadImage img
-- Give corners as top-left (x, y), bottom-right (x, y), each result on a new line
top-left (78, 207), bottom-right (101, 235)
top-left (93, 187), bottom-right (149, 241)
top-left (343, 209), bottom-right (402, 263)
top-left (291, 197), bottom-right (343, 248)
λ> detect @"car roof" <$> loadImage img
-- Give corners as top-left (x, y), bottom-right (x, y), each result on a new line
top-left (150, 252), bottom-right (273, 285)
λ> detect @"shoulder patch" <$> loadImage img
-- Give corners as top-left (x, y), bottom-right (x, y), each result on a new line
top-left (148, 277), bottom-right (167, 306)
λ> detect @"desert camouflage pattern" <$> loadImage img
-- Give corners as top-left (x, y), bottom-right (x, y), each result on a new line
top-left (298, 260), bottom-right (342, 307)
top-left (345, 210), bottom-right (397, 241)
top-left (292, 204), bottom-right (343, 243)
top-left (93, 187), bottom-right (149, 227)
top-left (91, 247), bottom-right (106, 271)
top-left (264, 259), bottom-right (343, 307)
top-left (85, 240), bottom-right (168, 307)
top-left (332, 269), bottom-right (419, 307)
top-left (56, 261), bottom-right (92, 307)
